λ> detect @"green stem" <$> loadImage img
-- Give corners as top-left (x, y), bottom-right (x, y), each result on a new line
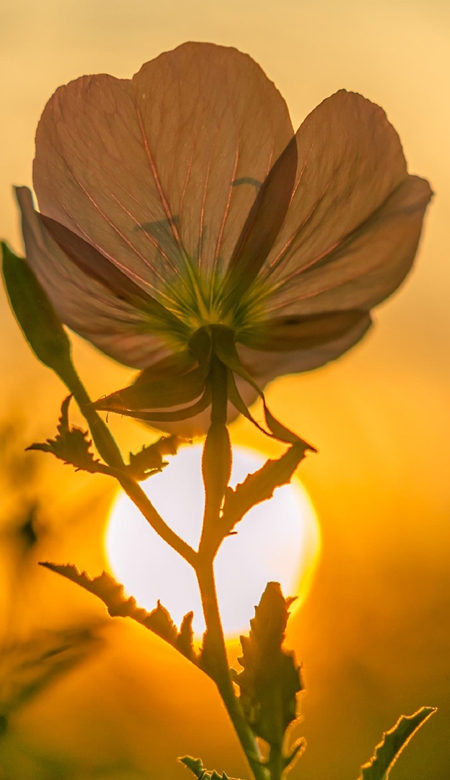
top-left (120, 475), bottom-right (197, 567)
top-left (64, 363), bottom-right (197, 567)
top-left (196, 558), bottom-right (267, 780)
top-left (196, 353), bottom-right (268, 780)
top-left (62, 361), bottom-right (124, 469)
top-left (267, 743), bottom-right (284, 780)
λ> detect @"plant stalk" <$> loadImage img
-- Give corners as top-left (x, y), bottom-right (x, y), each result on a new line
top-left (196, 558), bottom-right (268, 780)
top-left (66, 364), bottom-right (197, 567)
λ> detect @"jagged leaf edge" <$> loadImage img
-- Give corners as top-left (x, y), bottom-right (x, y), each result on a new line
top-left (27, 396), bottom-right (110, 476)
top-left (128, 435), bottom-right (185, 480)
top-left (39, 562), bottom-right (197, 665)
top-left (221, 443), bottom-right (309, 533)
top-left (358, 706), bottom-right (437, 780)
top-left (179, 755), bottom-right (236, 779)
top-left (234, 583), bottom-right (303, 749)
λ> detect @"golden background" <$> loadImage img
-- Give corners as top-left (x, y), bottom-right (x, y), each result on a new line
top-left (0, 0), bottom-right (449, 778)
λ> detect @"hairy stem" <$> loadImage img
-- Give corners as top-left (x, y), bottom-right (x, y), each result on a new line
top-left (62, 361), bottom-right (125, 469)
top-left (120, 475), bottom-right (197, 567)
top-left (196, 558), bottom-right (267, 780)
top-left (268, 743), bottom-right (284, 780)
top-left (65, 363), bottom-right (197, 567)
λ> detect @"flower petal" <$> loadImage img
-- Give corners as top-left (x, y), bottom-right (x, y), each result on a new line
top-left (237, 310), bottom-right (372, 383)
top-left (16, 187), bottom-right (175, 368)
top-left (33, 42), bottom-right (293, 305)
top-left (258, 91), bottom-right (432, 315)
top-left (221, 134), bottom-right (298, 305)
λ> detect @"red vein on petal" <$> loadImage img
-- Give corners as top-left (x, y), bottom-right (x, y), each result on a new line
top-left (262, 136), bottom-right (317, 277)
top-left (135, 108), bottom-right (188, 261)
top-left (104, 188), bottom-right (181, 277)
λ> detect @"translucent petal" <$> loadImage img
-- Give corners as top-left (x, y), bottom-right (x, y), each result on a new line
top-left (265, 174), bottom-right (432, 316)
top-left (237, 311), bottom-right (372, 382)
top-left (33, 43), bottom-right (293, 301)
top-left (258, 91), bottom-right (432, 314)
top-left (16, 187), bottom-right (173, 368)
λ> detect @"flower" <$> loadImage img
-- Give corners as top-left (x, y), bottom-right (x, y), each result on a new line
top-left (15, 42), bottom-right (432, 436)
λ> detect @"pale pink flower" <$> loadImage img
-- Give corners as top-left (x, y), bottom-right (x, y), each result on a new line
top-left (16, 42), bottom-right (432, 434)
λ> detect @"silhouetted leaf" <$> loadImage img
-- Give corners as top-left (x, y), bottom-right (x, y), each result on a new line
top-left (179, 755), bottom-right (237, 779)
top-left (358, 707), bottom-right (437, 780)
top-left (128, 435), bottom-right (183, 480)
top-left (234, 583), bottom-right (303, 751)
top-left (40, 563), bottom-right (198, 665)
top-left (176, 612), bottom-right (196, 663)
top-left (283, 737), bottom-right (307, 770)
top-left (27, 396), bottom-right (110, 475)
top-left (221, 443), bottom-right (309, 534)
top-left (1, 242), bottom-right (74, 383)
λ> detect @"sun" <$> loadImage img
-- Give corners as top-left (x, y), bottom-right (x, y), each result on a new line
top-left (105, 443), bottom-right (320, 638)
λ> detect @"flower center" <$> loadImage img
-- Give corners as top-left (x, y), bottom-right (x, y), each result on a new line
top-left (158, 262), bottom-right (269, 346)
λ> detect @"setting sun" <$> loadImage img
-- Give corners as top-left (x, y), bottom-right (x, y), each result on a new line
top-left (105, 443), bottom-right (320, 637)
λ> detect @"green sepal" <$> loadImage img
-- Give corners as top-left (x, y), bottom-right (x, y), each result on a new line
top-left (93, 326), bottom-right (213, 419)
top-left (1, 242), bottom-right (74, 384)
top-left (98, 384), bottom-right (212, 423)
top-left (94, 363), bottom-right (208, 413)
top-left (358, 706), bottom-right (437, 780)
top-left (211, 325), bottom-right (315, 448)
top-left (39, 563), bottom-right (198, 665)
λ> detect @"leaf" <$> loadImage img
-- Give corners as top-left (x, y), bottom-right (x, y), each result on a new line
top-left (358, 707), bottom-right (437, 780)
top-left (27, 396), bottom-right (109, 475)
top-left (283, 737), bottom-right (306, 770)
top-left (1, 242), bottom-right (75, 384)
top-left (221, 443), bottom-right (309, 534)
top-left (179, 755), bottom-right (237, 779)
top-left (128, 435), bottom-right (183, 480)
top-left (39, 562), bottom-right (197, 664)
top-left (234, 582), bottom-right (303, 749)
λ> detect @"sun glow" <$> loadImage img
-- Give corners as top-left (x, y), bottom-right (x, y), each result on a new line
top-left (105, 444), bottom-right (320, 637)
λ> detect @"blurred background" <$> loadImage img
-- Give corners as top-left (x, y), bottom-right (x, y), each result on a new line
top-left (0, 0), bottom-right (449, 778)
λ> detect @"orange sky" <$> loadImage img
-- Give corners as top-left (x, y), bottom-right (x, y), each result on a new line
top-left (0, 1), bottom-right (450, 779)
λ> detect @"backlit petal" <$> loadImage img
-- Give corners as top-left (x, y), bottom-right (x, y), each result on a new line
top-left (237, 311), bottom-right (372, 383)
top-left (16, 187), bottom-right (174, 368)
top-left (33, 42), bottom-right (293, 307)
top-left (258, 91), bottom-right (432, 314)
top-left (265, 174), bottom-right (432, 316)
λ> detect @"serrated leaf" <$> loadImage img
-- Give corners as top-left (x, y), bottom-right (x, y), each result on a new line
top-left (358, 706), bottom-right (436, 780)
top-left (235, 583), bottom-right (302, 750)
top-left (283, 737), bottom-right (306, 769)
top-left (221, 443), bottom-right (309, 534)
top-left (179, 755), bottom-right (236, 779)
top-left (176, 612), bottom-right (196, 663)
top-left (39, 562), bottom-right (198, 665)
top-left (128, 435), bottom-right (183, 480)
top-left (27, 396), bottom-right (109, 475)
